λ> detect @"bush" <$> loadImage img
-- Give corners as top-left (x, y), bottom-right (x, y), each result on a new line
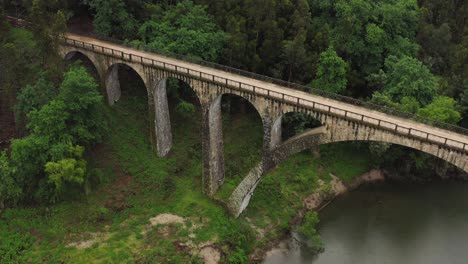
top-left (228, 247), bottom-right (248, 264)
top-left (298, 211), bottom-right (323, 253)
top-left (0, 231), bottom-right (35, 263)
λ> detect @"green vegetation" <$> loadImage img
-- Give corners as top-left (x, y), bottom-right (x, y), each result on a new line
top-left (130, 0), bottom-right (226, 61)
top-left (298, 211), bottom-right (323, 253)
top-left (0, 74), bottom-right (370, 262)
top-left (311, 46), bottom-right (348, 94)
top-left (1, 0), bottom-right (467, 262)
top-left (1, 66), bottom-right (107, 206)
top-left (217, 108), bottom-right (263, 201)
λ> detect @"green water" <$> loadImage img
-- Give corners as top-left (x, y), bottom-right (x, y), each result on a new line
top-left (264, 181), bottom-right (468, 264)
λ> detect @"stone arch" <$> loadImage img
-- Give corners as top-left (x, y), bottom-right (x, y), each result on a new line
top-left (270, 110), bottom-right (324, 149)
top-left (105, 62), bottom-right (149, 105)
top-left (228, 118), bottom-right (468, 217)
top-left (64, 50), bottom-right (102, 80)
top-left (155, 77), bottom-right (202, 107)
top-left (209, 92), bottom-right (269, 198)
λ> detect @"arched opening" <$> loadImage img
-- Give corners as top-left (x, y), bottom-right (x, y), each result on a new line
top-left (280, 112), bottom-right (323, 142)
top-left (244, 138), bottom-right (467, 216)
top-left (240, 140), bottom-right (372, 217)
top-left (64, 51), bottom-right (100, 81)
top-left (217, 94), bottom-right (264, 200)
top-left (104, 63), bottom-right (150, 143)
top-left (157, 77), bottom-right (203, 176)
top-left (105, 63), bottom-right (147, 106)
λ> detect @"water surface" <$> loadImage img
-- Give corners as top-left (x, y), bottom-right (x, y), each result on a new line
top-left (264, 182), bottom-right (468, 264)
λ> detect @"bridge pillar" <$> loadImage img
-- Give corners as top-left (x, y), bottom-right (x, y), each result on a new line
top-left (202, 96), bottom-right (225, 196)
top-left (105, 64), bottom-right (121, 105)
top-left (153, 79), bottom-right (173, 157)
top-left (262, 115), bottom-right (282, 172)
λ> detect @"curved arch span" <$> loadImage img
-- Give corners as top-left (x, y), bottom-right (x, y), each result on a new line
top-left (105, 63), bottom-right (148, 105)
top-left (64, 50), bottom-right (101, 79)
top-left (228, 122), bottom-right (468, 217)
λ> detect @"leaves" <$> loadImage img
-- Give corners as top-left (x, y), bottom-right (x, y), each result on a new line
top-left (311, 46), bottom-right (348, 94)
top-left (85, 0), bottom-right (138, 39)
top-left (418, 96), bottom-right (462, 124)
top-left (375, 55), bottom-right (436, 106)
top-left (45, 145), bottom-right (87, 192)
top-left (134, 1), bottom-right (226, 61)
top-left (0, 152), bottom-right (22, 208)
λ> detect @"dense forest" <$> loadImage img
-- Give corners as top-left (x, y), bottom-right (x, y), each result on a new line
top-left (0, 0), bottom-right (467, 262)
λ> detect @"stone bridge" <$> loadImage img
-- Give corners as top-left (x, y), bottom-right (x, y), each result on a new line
top-left (59, 33), bottom-right (468, 217)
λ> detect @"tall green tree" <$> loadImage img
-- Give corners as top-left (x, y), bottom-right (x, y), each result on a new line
top-left (132, 0), bottom-right (225, 61)
top-left (311, 46), bottom-right (348, 94)
top-left (377, 55), bottom-right (436, 106)
top-left (85, 0), bottom-right (138, 39)
top-left (29, 0), bottom-right (67, 70)
top-left (14, 72), bottom-right (57, 127)
top-left (7, 66), bottom-right (107, 204)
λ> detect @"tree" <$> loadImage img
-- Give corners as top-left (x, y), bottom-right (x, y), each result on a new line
top-left (15, 72), bottom-right (57, 119)
top-left (0, 152), bottom-right (22, 211)
top-left (45, 145), bottom-right (87, 200)
top-left (6, 66), bottom-right (106, 204)
top-left (418, 96), bottom-right (462, 124)
top-left (85, 0), bottom-right (137, 39)
top-left (57, 66), bottom-right (106, 145)
top-left (29, 0), bottom-right (67, 70)
top-left (382, 55), bottom-right (436, 106)
top-left (281, 33), bottom-right (308, 82)
top-left (298, 211), bottom-right (323, 253)
top-left (0, 28), bottom-right (40, 115)
top-left (9, 135), bottom-right (50, 192)
top-left (310, 0), bottom-right (421, 95)
top-left (311, 46), bottom-right (348, 94)
top-left (132, 0), bottom-right (225, 61)
top-left (27, 100), bottom-right (71, 143)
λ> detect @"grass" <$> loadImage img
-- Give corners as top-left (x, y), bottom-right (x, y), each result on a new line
top-left (0, 92), bottom-right (372, 263)
top-left (217, 111), bottom-right (263, 201)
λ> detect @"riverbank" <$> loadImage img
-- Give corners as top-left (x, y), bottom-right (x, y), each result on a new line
top-left (258, 165), bottom-right (468, 263)
top-left (251, 169), bottom-right (386, 262)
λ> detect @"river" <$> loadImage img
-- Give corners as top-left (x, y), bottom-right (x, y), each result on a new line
top-left (263, 181), bottom-right (468, 264)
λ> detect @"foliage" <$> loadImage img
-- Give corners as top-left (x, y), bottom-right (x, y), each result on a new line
top-left (281, 112), bottom-right (322, 140)
top-left (0, 28), bottom-right (40, 112)
top-left (131, 0), bottom-right (225, 61)
top-left (0, 230), bottom-right (35, 263)
top-left (418, 96), bottom-right (462, 124)
top-left (45, 145), bottom-right (87, 194)
top-left (5, 66), bottom-right (106, 204)
top-left (29, 0), bottom-right (67, 72)
top-left (298, 211), bottom-right (323, 252)
top-left (0, 152), bottom-right (22, 209)
top-left (85, 0), bottom-right (137, 39)
top-left (383, 56), bottom-right (436, 106)
top-left (15, 72), bottom-right (57, 121)
top-left (311, 46), bottom-right (348, 94)
top-left (56, 66), bottom-right (107, 145)
top-left (228, 247), bottom-right (248, 264)
top-left (175, 100), bottom-right (196, 119)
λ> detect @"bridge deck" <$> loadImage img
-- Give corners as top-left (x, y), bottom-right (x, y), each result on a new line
top-left (66, 33), bottom-right (468, 152)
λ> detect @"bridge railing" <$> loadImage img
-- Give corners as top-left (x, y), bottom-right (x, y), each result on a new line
top-left (5, 16), bottom-right (467, 154)
top-left (63, 37), bottom-right (468, 154)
